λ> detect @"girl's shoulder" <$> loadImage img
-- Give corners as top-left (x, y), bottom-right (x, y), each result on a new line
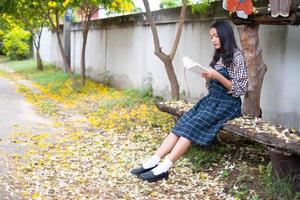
top-left (233, 48), bottom-right (246, 63)
top-left (233, 48), bottom-right (245, 57)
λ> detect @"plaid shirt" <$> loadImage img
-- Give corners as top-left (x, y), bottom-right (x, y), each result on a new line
top-left (214, 49), bottom-right (248, 97)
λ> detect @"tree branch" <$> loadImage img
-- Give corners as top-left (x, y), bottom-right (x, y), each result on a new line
top-left (142, 0), bottom-right (166, 59)
top-left (169, 0), bottom-right (187, 60)
top-left (37, 22), bottom-right (44, 49)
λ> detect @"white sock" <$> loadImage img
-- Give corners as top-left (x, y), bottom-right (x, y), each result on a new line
top-left (152, 158), bottom-right (173, 175)
top-left (142, 154), bottom-right (161, 169)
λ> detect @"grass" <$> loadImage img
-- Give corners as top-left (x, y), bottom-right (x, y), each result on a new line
top-left (5, 59), bottom-right (69, 88)
top-left (186, 141), bottom-right (231, 170)
top-left (5, 59), bottom-right (154, 106)
top-left (0, 55), bottom-right (10, 63)
top-left (258, 163), bottom-right (300, 200)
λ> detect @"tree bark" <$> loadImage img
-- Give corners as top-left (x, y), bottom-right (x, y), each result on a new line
top-left (55, 27), bottom-right (71, 74)
top-left (52, 10), bottom-right (71, 74)
top-left (32, 26), bottom-right (44, 71)
top-left (237, 25), bottom-right (267, 117)
top-left (54, 26), bottom-right (78, 86)
top-left (79, 6), bottom-right (98, 87)
top-left (36, 49), bottom-right (43, 70)
top-left (81, 21), bottom-right (89, 86)
top-left (63, 17), bottom-right (71, 72)
top-left (163, 58), bottom-right (180, 99)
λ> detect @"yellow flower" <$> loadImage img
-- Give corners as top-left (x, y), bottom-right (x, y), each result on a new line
top-left (111, 2), bottom-right (117, 8)
top-left (31, 193), bottom-right (40, 199)
top-left (62, 0), bottom-right (71, 7)
top-left (48, 1), bottom-right (57, 8)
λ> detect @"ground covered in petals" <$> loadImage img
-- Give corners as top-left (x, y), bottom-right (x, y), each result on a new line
top-left (0, 58), bottom-right (298, 200)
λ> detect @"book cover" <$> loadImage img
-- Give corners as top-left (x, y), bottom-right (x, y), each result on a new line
top-left (182, 56), bottom-right (210, 75)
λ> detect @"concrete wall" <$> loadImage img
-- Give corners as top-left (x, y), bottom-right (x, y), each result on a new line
top-left (259, 25), bottom-right (300, 129)
top-left (37, 5), bottom-right (300, 130)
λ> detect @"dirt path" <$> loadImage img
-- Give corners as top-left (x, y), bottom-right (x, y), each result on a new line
top-left (0, 70), bottom-right (60, 199)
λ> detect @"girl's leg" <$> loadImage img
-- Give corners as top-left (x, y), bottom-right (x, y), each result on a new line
top-left (151, 136), bottom-right (191, 175)
top-left (166, 136), bottom-right (192, 162)
top-left (155, 132), bottom-right (180, 158)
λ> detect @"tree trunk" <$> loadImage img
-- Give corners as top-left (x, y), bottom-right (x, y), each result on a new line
top-left (55, 29), bottom-right (71, 73)
top-left (36, 48), bottom-right (43, 70)
top-left (63, 18), bottom-right (71, 72)
top-left (237, 25), bottom-right (267, 117)
top-left (55, 28), bottom-right (79, 86)
top-left (32, 27), bottom-right (43, 71)
top-left (162, 57), bottom-right (180, 100)
top-left (81, 21), bottom-right (89, 87)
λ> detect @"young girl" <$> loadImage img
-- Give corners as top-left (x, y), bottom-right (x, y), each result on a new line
top-left (131, 20), bottom-right (248, 182)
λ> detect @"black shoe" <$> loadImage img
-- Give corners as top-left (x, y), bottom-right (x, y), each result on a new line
top-left (130, 165), bottom-right (157, 176)
top-left (139, 170), bottom-right (169, 182)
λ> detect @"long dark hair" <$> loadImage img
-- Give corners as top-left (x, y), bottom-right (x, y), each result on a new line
top-left (209, 20), bottom-right (237, 67)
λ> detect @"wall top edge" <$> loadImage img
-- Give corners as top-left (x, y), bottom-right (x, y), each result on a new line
top-left (71, 1), bottom-right (229, 31)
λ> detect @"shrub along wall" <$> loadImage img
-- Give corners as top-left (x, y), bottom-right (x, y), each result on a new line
top-left (3, 26), bottom-right (31, 60)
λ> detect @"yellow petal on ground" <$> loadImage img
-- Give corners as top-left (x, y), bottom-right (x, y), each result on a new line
top-left (31, 193), bottom-right (40, 199)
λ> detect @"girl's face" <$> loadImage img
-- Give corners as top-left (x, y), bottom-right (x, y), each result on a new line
top-left (209, 28), bottom-right (221, 49)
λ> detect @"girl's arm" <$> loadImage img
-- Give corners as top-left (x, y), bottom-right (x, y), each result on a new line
top-left (202, 69), bottom-right (233, 90)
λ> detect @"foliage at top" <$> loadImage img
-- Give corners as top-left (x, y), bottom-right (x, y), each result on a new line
top-left (191, 0), bottom-right (212, 15)
top-left (158, 0), bottom-right (213, 14)
top-left (159, 0), bottom-right (181, 9)
top-left (107, 0), bottom-right (134, 12)
top-left (71, 0), bottom-right (133, 12)
top-left (0, 0), bottom-right (18, 14)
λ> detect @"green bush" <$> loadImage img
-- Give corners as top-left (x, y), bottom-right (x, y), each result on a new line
top-left (3, 27), bottom-right (31, 60)
top-left (0, 30), bottom-right (5, 55)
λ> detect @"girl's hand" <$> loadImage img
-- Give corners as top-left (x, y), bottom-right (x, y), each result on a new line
top-left (201, 69), bottom-right (219, 80)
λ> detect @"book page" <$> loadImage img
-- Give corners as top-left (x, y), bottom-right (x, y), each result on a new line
top-left (187, 65), bottom-right (208, 74)
top-left (182, 56), bottom-right (210, 75)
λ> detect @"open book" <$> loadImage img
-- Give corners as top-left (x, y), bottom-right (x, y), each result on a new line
top-left (182, 56), bottom-right (210, 75)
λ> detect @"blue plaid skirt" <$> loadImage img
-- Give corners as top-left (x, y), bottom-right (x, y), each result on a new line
top-left (172, 67), bottom-right (241, 145)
